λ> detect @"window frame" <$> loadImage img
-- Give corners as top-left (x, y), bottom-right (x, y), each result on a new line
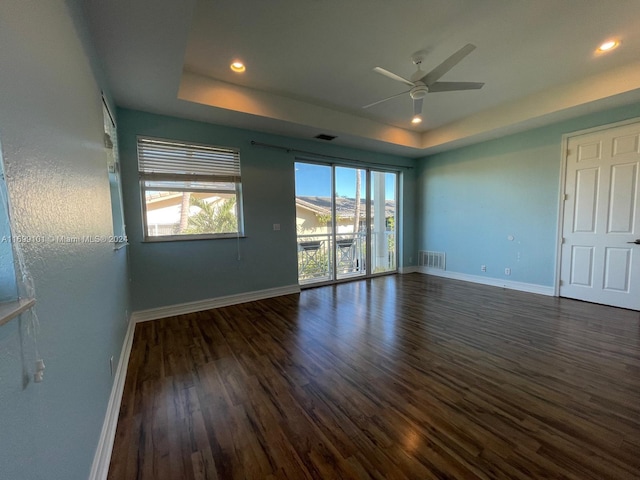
top-left (102, 97), bottom-right (128, 248)
top-left (137, 136), bottom-right (245, 242)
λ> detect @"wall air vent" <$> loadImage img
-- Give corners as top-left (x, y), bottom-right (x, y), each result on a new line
top-left (314, 134), bottom-right (337, 141)
top-left (419, 250), bottom-right (446, 270)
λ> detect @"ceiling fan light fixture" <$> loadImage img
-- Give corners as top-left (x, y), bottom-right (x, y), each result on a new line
top-left (410, 86), bottom-right (428, 100)
top-left (230, 61), bottom-right (246, 73)
top-left (597, 39), bottom-right (620, 53)
top-left (411, 115), bottom-right (422, 125)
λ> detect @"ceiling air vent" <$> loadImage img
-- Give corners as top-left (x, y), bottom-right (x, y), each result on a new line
top-left (314, 134), bottom-right (336, 141)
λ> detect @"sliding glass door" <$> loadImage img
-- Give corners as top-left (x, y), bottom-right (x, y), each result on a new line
top-left (295, 161), bottom-right (397, 286)
top-left (334, 166), bottom-right (367, 280)
top-left (295, 163), bottom-right (333, 284)
top-left (371, 171), bottom-right (396, 274)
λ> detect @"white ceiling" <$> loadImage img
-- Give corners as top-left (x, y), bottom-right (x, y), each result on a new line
top-left (83, 0), bottom-right (640, 157)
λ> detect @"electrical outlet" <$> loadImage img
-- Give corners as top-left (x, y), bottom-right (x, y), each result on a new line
top-left (505, 267), bottom-right (511, 276)
top-left (481, 265), bottom-right (487, 272)
top-left (34, 359), bottom-right (45, 383)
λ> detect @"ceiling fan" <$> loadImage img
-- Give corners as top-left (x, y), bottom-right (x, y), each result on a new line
top-left (363, 44), bottom-right (484, 122)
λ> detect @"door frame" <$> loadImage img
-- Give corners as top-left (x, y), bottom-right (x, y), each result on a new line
top-left (554, 116), bottom-right (640, 297)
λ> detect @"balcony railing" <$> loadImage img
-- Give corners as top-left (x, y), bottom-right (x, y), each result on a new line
top-left (297, 231), bottom-right (395, 284)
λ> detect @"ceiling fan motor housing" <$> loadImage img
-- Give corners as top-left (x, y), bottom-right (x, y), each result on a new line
top-left (410, 84), bottom-right (428, 100)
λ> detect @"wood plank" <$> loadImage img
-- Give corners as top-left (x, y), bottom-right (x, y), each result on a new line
top-left (108, 274), bottom-right (640, 479)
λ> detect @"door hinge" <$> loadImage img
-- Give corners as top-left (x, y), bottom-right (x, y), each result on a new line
top-left (564, 193), bottom-right (568, 201)
top-left (559, 280), bottom-right (564, 286)
top-left (562, 237), bottom-right (566, 244)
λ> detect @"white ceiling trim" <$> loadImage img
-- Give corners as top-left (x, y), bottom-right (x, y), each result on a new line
top-left (179, 63), bottom-right (640, 156)
top-left (178, 71), bottom-right (423, 149)
top-left (422, 62), bottom-right (640, 153)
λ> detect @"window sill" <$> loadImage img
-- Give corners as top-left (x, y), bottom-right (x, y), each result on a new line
top-left (113, 241), bottom-right (129, 251)
top-left (0, 298), bottom-right (36, 327)
top-left (142, 234), bottom-right (247, 243)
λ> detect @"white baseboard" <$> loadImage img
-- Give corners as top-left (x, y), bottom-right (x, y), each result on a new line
top-left (131, 284), bottom-right (301, 324)
top-left (89, 315), bottom-right (136, 480)
top-left (418, 267), bottom-right (555, 296)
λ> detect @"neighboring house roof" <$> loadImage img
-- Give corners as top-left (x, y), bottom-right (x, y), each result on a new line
top-left (296, 196), bottom-right (395, 219)
top-left (295, 197), bottom-right (329, 216)
top-left (146, 191), bottom-right (181, 203)
top-left (145, 192), bottom-right (230, 211)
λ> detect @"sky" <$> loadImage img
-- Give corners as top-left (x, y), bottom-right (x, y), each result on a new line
top-left (294, 162), bottom-right (396, 200)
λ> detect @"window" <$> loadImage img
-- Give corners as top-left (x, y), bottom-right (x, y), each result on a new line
top-left (137, 137), bottom-right (244, 241)
top-left (102, 98), bottom-right (127, 245)
top-left (0, 146), bottom-right (17, 303)
top-left (0, 139), bottom-right (36, 328)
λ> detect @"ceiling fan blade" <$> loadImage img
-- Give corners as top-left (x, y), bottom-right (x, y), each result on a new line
top-left (421, 44), bottom-right (477, 86)
top-left (362, 90), bottom-right (411, 109)
top-left (413, 97), bottom-right (423, 116)
top-left (428, 81), bottom-right (484, 92)
top-left (373, 67), bottom-right (415, 87)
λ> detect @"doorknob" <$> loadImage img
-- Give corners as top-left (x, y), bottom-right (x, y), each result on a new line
top-left (627, 239), bottom-right (640, 244)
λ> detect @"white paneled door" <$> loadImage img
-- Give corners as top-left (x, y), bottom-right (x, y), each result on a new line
top-left (560, 121), bottom-right (640, 310)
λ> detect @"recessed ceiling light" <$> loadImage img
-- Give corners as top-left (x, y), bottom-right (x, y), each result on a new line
top-left (411, 115), bottom-right (422, 125)
top-left (597, 39), bottom-right (620, 53)
top-left (230, 61), bottom-right (246, 73)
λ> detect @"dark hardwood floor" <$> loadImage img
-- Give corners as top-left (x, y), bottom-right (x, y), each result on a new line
top-left (108, 274), bottom-right (640, 479)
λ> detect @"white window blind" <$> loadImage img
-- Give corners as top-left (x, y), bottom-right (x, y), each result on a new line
top-left (137, 137), bottom-right (241, 181)
top-left (137, 136), bottom-right (244, 240)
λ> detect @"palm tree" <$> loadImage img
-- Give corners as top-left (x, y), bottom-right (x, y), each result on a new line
top-left (183, 196), bottom-right (237, 234)
top-left (178, 192), bottom-right (191, 233)
top-left (353, 169), bottom-right (361, 234)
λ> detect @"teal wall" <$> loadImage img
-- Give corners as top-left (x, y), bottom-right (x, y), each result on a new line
top-left (0, 1), bottom-right (130, 479)
top-left (417, 103), bottom-right (640, 287)
top-left (117, 109), bottom-right (416, 311)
